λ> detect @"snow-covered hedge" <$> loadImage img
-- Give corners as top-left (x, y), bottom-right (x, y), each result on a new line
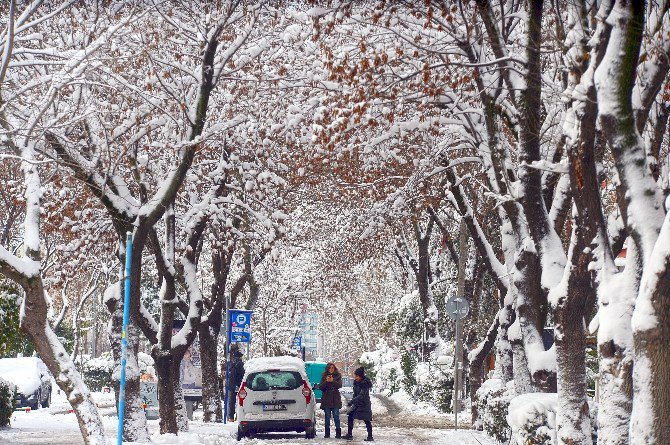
top-left (508, 393), bottom-right (556, 445)
top-left (80, 353), bottom-right (114, 391)
top-left (413, 361), bottom-right (453, 412)
top-left (0, 377), bottom-right (15, 427)
top-left (476, 381), bottom-right (599, 445)
top-left (360, 341), bottom-right (454, 413)
top-left (478, 379), bottom-right (516, 443)
top-left (360, 341), bottom-right (402, 395)
top-left (79, 351), bottom-right (154, 391)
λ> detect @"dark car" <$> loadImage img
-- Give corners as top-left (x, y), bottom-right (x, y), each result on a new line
top-left (0, 357), bottom-right (52, 409)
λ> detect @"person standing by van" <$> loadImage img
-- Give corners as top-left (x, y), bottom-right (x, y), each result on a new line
top-left (343, 367), bottom-right (373, 442)
top-left (320, 363), bottom-right (343, 438)
top-left (227, 346), bottom-right (245, 422)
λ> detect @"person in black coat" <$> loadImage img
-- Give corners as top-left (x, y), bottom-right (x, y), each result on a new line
top-left (320, 363), bottom-right (343, 438)
top-left (227, 347), bottom-right (245, 421)
top-left (343, 367), bottom-right (373, 442)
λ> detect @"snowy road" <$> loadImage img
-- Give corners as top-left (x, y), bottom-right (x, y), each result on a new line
top-left (0, 391), bottom-right (493, 445)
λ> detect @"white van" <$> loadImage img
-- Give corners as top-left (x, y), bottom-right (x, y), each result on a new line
top-left (236, 356), bottom-right (317, 440)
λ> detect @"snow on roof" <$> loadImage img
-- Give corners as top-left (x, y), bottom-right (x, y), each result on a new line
top-left (244, 356), bottom-right (307, 376)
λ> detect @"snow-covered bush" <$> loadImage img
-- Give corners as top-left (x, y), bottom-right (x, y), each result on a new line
top-left (0, 377), bottom-right (15, 427)
top-left (507, 393), bottom-right (557, 445)
top-left (414, 361), bottom-right (454, 413)
top-left (360, 340), bottom-right (402, 395)
top-left (360, 340), bottom-right (454, 413)
top-left (80, 353), bottom-right (113, 391)
top-left (79, 351), bottom-right (154, 391)
top-left (478, 379), bottom-right (516, 443)
top-left (478, 382), bottom-right (597, 445)
top-left (475, 378), bottom-right (503, 430)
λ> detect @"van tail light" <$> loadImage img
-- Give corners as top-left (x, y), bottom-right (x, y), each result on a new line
top-left (302, 380), bottom-right (312, 404)
top-left (238, 382), bottom-right (247, 406)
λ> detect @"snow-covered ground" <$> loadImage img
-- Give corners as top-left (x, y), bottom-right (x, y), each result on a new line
top-left (0, 387), bottom-right (493, 445)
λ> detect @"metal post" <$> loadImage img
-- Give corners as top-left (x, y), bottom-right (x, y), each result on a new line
top-left (117, 233), bottom-right (133, 445)
top-left (454, 299), bottom-right (461, 430)
top-left (223, 309), bottom-right (231, 424)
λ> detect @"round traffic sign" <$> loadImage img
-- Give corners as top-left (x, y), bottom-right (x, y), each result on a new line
top-left (445, 296), bottom-right (470, 320)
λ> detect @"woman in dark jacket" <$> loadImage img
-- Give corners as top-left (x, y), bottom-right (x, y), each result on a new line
top-left (343, 367), bottom-right (373, 442)
top-left (320, 363), bottom-right (343, 438)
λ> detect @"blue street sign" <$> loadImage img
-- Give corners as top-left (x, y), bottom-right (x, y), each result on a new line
top-left (292, 336), bottom-right (302, 350)
top-left (228, 309), bottom-right (253, 343)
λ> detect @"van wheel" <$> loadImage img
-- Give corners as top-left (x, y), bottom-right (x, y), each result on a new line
top-left (305, 426), bottom-right (316, 439)
top-left (236, 427), bottom-right (245, 441)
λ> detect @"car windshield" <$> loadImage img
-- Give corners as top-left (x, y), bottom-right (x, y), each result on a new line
top-left (246, 371), bottom-right (303, 391)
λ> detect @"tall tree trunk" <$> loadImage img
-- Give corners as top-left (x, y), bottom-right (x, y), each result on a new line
top-left (107, 280), bottom-right (149, 442)
top-left (595, 1), bottom-right (670, 442)
top-left (20, 279), bottom-right (107, 445)
top-left (153, 352), bottom-right (178, 434)
top-left (171, 361), bottom-right (189, 432)
top-left (200, 323), bottom-right (223, 422)
top-left (496, 290), bottom-right (514, 384)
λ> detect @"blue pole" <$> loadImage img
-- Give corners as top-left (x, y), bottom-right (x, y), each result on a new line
top-left (117, 232), bottom-right (133, 445)
top-left (223, 309), bottom-right (231, 424)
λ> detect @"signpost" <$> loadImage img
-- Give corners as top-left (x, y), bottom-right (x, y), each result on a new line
top-left (445, 295), bottom-right (470, 430)
top-left (224, 309), bottom-right (253, 424)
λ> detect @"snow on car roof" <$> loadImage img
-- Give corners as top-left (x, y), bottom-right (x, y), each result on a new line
top-left (244, 356), bottom-right (307, 376)
top-left (0, 357), bottom-right (46, 395)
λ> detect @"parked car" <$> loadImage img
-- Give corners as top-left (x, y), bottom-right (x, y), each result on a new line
top-left (0, 357), bottom-right (52, 410)
top-left (236, 356), bottom-right (317, 440)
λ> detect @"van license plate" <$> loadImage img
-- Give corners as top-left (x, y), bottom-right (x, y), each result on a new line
top-left (262, 404), bottom-right (287, 411)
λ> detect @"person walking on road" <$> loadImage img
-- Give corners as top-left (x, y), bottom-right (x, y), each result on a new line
top-left (343, 367), bottom-right (373, 442)
top-left (320, 363), bottom-right (343, 438)
top-left (227, 345), bottom-right (245, 422)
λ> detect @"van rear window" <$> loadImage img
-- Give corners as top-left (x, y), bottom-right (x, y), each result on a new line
top-left (246, 371), bottom-right (303, 391)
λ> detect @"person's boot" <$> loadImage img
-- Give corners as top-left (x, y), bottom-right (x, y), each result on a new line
top-left (335, 427), bottom-right (342, 438)
top-left (364, 436), bottom-right (374, 442)
top-left (342, 427), bottom-right (353, 440)
top-left (324, 427), bottom-right (331, 438)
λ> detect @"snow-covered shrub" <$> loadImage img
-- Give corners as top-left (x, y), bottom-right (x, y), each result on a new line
top-left (386, 367), bottom-right (401, 395)
top-left (80, 351), bottom-right (154, 391)
top-left (479, 380), bottom-right (516, 443)
top-left (0, 377), bottom-right (15, 427)
top-left (414, 361), bottom-right (454, 413)
top-left (507, 393), bottom-right (557, 445)
top-left (474, 378), bottom-right (503, 430)
top-left (360, 340), bottom-right (402, 395)
top-left (80, 353), bottom-right (113, 391)
top-left (400, 350), bottom-right (418, 396)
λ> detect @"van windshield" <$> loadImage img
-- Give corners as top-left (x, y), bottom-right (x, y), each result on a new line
top-left (246, 371), bottom-right (303, 391)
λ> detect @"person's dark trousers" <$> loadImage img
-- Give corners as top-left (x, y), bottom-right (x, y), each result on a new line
top-left (227, 389), bottom-right (237, 421)
top-left (346, 412), bottom-right (373, 440)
